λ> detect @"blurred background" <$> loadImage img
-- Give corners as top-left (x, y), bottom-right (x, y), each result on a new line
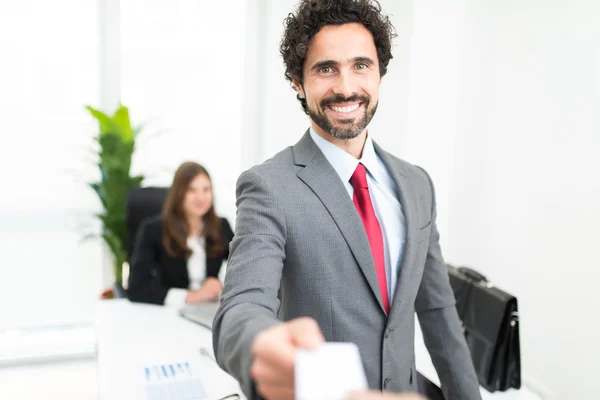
top-left (0, 0), bottom-right (599, 399)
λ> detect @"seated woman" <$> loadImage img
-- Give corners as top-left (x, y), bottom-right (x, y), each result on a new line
top-left (127, 162), bottom-right (234, 306)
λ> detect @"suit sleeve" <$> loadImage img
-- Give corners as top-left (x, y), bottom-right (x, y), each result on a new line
top-left (414, 167), bottom-right (482, 400)
top-left (127, 219), bottom-right (170, 305)
top-left (212, 169), bottom-right (285, 399)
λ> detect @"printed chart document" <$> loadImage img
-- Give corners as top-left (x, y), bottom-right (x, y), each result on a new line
top-left (140, 358), bottom-right (208, 400)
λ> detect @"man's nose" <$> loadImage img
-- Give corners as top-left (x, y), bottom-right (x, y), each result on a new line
top-left (331, 70), bottom-right (357, 99)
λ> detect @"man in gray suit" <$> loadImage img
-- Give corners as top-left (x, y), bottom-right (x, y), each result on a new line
top-left (213, 1), bottom-right (482, 399)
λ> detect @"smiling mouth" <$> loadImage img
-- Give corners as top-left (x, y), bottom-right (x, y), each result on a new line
top-left (326, 103), bottom-right (361, 114)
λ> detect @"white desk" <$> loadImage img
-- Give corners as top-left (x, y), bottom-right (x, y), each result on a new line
top-left (96, 300), bottom-right (542, 400)
top-left (96, 300), bottom-right (243, 400)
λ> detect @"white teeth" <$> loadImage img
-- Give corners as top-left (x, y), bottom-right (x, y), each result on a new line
top-left (330, 104), bottom-right (360, 113)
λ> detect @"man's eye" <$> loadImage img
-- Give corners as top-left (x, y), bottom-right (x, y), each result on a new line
top-left (356, 63), bottom-right (368, 70)
top-left (319, 66), bottom-right (333, 74)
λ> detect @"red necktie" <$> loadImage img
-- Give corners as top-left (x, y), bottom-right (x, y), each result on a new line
top-left (349, 163), bottom-right (390, 314)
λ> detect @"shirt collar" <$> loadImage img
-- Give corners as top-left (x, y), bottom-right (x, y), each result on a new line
top-left (309, 126), bottom-right (384, 184)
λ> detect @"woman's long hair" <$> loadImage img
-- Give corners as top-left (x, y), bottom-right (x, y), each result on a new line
top-left (161, 162), bottom-right (227, 259)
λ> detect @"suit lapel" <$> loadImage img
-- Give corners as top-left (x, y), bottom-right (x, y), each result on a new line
top-left (294, 132), bottom-right (386, 314)
top-left (373, 144), bottom-right (419, 322)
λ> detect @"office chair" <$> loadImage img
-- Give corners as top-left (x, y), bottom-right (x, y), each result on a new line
top-left (125, 186), bottom-right (169, 263)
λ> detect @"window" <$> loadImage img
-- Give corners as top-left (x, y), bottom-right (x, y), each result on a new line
top-left (0, 0), bottom-right (102, 330)
top-left (120, 0), bottom-right (247, 222)
top-left (0, 0), bottom-right (249, 332)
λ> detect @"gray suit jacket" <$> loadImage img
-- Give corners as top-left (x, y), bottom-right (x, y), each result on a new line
top-left (213, 131), bottom-right (482, 400)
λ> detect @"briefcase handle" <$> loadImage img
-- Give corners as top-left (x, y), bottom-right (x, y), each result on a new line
top-left (458, 267), bottom-right (489, 284)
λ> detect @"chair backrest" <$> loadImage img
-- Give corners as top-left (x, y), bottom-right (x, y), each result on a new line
top-left (125, 186), bottom-right (169, 262)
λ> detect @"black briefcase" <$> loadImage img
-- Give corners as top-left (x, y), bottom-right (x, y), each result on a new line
top-left (447, 265), bottom-right (521, 392)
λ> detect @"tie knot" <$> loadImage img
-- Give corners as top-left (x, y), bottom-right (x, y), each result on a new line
top-left (349, 163), bottom-right (369, 189)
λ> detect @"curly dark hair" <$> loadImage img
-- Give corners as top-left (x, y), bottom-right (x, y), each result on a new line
top-left (280, 0), bottom-right (397, 114)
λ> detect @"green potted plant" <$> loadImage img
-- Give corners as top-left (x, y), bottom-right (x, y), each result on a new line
top-left (85, 104), bottom-right (144, 298)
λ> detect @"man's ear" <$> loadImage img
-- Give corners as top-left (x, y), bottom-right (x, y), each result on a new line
top-left (292, 79), bottom-right (305, 99)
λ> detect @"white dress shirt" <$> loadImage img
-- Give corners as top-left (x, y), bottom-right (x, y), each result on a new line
top-left (309, 127), bottom-right (406, 304)
top-left (164, 236), bottom-right (207, 307)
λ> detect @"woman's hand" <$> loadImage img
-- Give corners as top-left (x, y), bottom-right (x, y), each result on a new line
top-left (185, 277), bottom-right (223, 304)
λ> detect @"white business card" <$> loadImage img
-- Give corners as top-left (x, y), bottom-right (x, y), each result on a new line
top-left (295, 342), bottom-right (368, 400)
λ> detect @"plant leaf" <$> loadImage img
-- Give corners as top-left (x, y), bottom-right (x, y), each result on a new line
top-left (86, 105), bottom-right (116, 135)
top-left (82, 103), bottom-right (145, 285)
top-left (89, 182), bottom-right (107, 209)
top-left (131, 175), bottom-right (144, 187)
top-left (80, 233), bottom-right (99, 244)
top-left (132, 123), bottom-right (145, 138)
top-left (113, 104), bottom-right (134, 142)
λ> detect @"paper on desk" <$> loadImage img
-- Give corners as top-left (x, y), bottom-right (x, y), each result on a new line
top-left (141, 358), bottom-right (208, 400)
top-left (295, 342), bottom-right (368, 400)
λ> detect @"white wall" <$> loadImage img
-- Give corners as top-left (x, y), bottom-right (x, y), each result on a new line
top-left (402, 0), bottom-right (467, 249)
top-left (403, 1), bottom-right (600, 398)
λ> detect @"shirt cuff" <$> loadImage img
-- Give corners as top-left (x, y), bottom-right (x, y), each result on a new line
top-left (164, 288), bottom-right (187, 307)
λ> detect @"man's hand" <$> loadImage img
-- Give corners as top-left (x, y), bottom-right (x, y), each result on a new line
top-left (250, 317), bottom-right (325, 400)
top-left (347, 392), bottom-right (426, 400)
top-left (185, 277), bottom-right (223, 304)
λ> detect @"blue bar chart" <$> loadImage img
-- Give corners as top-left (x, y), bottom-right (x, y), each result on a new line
top-left (144, 361), bottom-right (207, 400)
